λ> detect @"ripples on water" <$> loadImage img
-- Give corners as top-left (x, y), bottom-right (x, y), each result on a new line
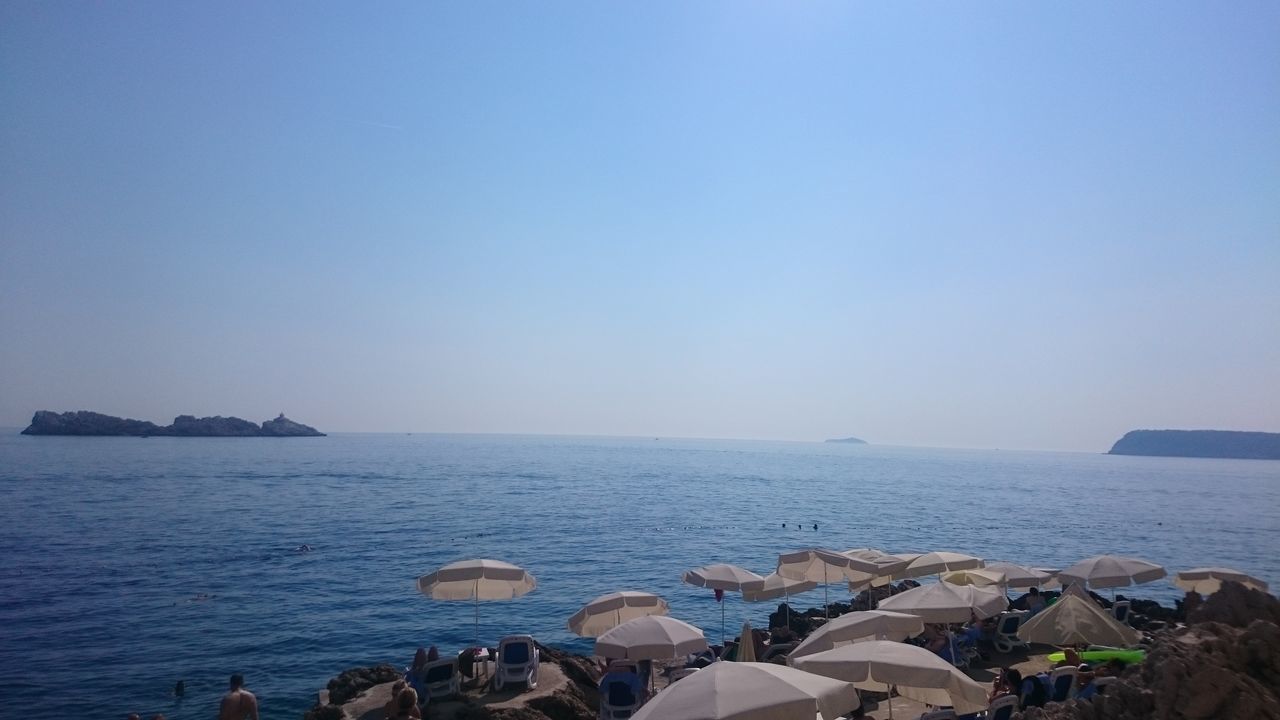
top-left (1, 432), bottom-right (1277, 719)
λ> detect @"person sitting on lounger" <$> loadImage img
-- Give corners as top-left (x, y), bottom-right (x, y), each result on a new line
top-left (1025, 587), bottom-right (1046, 614)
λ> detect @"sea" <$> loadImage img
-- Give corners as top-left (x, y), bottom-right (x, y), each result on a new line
top-left (1, 432), bottom-right (1277, 719)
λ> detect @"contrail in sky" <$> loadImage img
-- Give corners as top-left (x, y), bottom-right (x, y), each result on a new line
top-left (358, 120), bottom-right (403, 131)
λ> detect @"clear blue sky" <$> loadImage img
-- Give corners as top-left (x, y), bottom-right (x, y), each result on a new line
top-left (2, 2), bottom-right (1277, 451)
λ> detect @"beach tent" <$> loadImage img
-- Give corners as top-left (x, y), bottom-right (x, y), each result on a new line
top-left (789, 610), bottom-right (925, 659)
top-left (567, 591), bottom-right (669, 638)
top-left (1017, 587), bottom-right (1141, 647)
top-left (898, 551), bottom-right (984, 579)
top-left (778, 548), bottom-right (880, 617)
top-left (1057, 555), bottom-right (1166, 595)
top-left (417, 558), bottom-right (537, 645)
top-left (629, 661), bottom-right (859, 720)
top-left (682, 563), bottom-right (765, 643)
top-left (1175, 568), bottom-right (1269, 595)
top-left (792, 640), bottom-right (989, 717)
top-left (595, 615), bottom-right (709, 660)
top-left (876, 582), bottom-right (1007, 622)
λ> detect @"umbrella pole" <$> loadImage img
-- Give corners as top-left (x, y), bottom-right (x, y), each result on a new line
top-left (474, 593), bottom-right (480, 647)
top-left (887, 684), bottom-right (895, 719)
top-left (824, 565), bottom-right (830, 619)
top-left (721, 595), bottom-right (726, 645)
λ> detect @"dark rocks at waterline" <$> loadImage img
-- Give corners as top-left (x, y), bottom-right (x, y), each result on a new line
top-left (323, 664), bottom-right (402, 706)
top-left (21, 410), bottom-right (325, 437)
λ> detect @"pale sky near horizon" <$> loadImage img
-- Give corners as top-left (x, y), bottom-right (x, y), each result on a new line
top-left (2, 2), bottom-right (1278, 452)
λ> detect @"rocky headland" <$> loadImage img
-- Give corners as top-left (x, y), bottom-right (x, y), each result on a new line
top-left (1108, 429), bottom-right (1280, 460)
top-left (20, 410), bottom-right (325, 437)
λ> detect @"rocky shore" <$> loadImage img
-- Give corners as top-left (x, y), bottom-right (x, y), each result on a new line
top-left (20, 410), bottom-right (325, 436)
top-left (304, 584), bottom-right (1280, 720)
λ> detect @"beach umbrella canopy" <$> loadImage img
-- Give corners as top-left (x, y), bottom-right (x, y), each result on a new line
top-left (792, 640), bottom-right (989, 715)
top-left (417, 558), bottom-right (537, 645)
top-left (683, 563), bottom-right (766, 642)
top-left (876, 582), bottom-right (1007, 623)
top-left (778, 548), bottom-right (881, 583)
top-left (843, 548), bottom-right (891, 560)
top-left (983, 562), bottom-right (1055, 589)
top-left (683, 564), bottom-right (767, 592)
top-left (1174, 568), bottom-right (1269, 595)
top-left (567, 591), bottom-right (670, 637)
top-left (1058, 555), bottom-right (1166, 590)
top-left (742, 572), bottom-right (819, 602)
top-left (790, 610), bottom-right (926, 659)
top-left (899, 551), bottom-right (984, 579)
top-left (595, 615), bottom-right (709, 660)
top-left (1017, 591), bottom-right (1141, 647)
top-left (630, 661), bottom-right (860, 720)
top-left (941, 568), bottom-right (1007, 587)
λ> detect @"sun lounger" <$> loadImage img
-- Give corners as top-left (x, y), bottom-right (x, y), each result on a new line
top-left (422, 657), bottom-right (461, 700)
top-left (1112, 601), bottom-right (1131, 624)
top-left (988, 695), bottom-right (1018, 720)
top-left (494, 635), bottom-right (539, 691)
top-left (919, 710), bottom-right (958, 720)
top-left (760, 642), bottom-right (797, 663)
top-left (599, 667), bottom-right (643, 719)
top-left (1048, 666), bottom-right (1078, 702)
top-left (993, 611), bottom-right (1028, 654)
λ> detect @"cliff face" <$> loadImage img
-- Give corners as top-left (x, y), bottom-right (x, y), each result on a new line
top-left (1108, 430), bottom-right (1280, 460)
top-left (21, 411), bottom-right (325, 437)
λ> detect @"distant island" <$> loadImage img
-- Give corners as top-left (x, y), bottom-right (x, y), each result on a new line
top-left (825, 436), bottom-right (867, 444)
top-left (21, 410), bottom-right (325, 437)
top-left (1108, 429), bottom-right (1280, 460)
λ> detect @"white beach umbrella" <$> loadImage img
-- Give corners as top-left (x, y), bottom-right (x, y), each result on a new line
top-left (742, 572), bottom-right (819, 602)
top-left (1057, 555), bottom-right (1166, 595)
top-left (845, 550), bottom-right (912, 589)
top-left (417, 558), bottom-right (537, 645)
top-left (742, 572), bottom-right (818, 628)
top-left (737, 620), bottom-right (757, 662)
top-left (1174, 567), bottom-right (1269, 595)
top-left (789, 610), bottom-right (926, 659)
top-left (899, 551), bottom-right (984, 579)
top-left (1033, 567), bottom-right (1062, 590)
top-left (778, 548), bottom-right (880, 617)
top-left (567, 591), bottom-right (670, 637)
top-left (983, 562), bottom-right (1055, 589)
top-left (1017, 591), bottom-right (1141, 647)
top-left (876, 582), bottom-right (1007, 623)
top-left (630, 660), bottom-right (860, 720)
top-left (595, 615), bottom-right (709, 660)
top-left (792, 641), bottom-right (989, 717)
top-left (682, 563), bottom-right (766, 643)
top-left (941, 568), bottom-right (1007, 587)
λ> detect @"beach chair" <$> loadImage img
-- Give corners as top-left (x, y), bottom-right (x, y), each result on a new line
top-left (988, 695), bottom-right (1019, 720)
top-left (993, 611), bottom-right (1029, 654)
top-left (919, 710), bottom-right (958, 720)
top-left (760, 642), bottom-right (797, 663)
top-left (494, 635), bottom-right (539, 691)
top-left (422, 657), bottom-right (461, 700)
top-left (1048, 666), bottom-right (1078, 702)
top-left (666, 668), bottom-right (698, 684)
top-left (599, 674), bottom-right (642, 719)
top-left (1112, 601), bottom-right (1131, 624)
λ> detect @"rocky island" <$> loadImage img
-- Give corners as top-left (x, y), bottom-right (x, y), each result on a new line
top-left (20, 410), bottom-right (325, 437)
top-left (1108, 429), bottom-right (1280, 460)
top-left (824, 436), bottom-right (867, 444)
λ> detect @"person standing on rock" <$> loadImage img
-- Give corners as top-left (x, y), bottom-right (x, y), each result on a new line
top-left (219, 674), bottom-right (259, 720)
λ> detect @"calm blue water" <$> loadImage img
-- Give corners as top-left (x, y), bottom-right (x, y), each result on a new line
top-left (1, 432), bottom-right (1277, 719)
